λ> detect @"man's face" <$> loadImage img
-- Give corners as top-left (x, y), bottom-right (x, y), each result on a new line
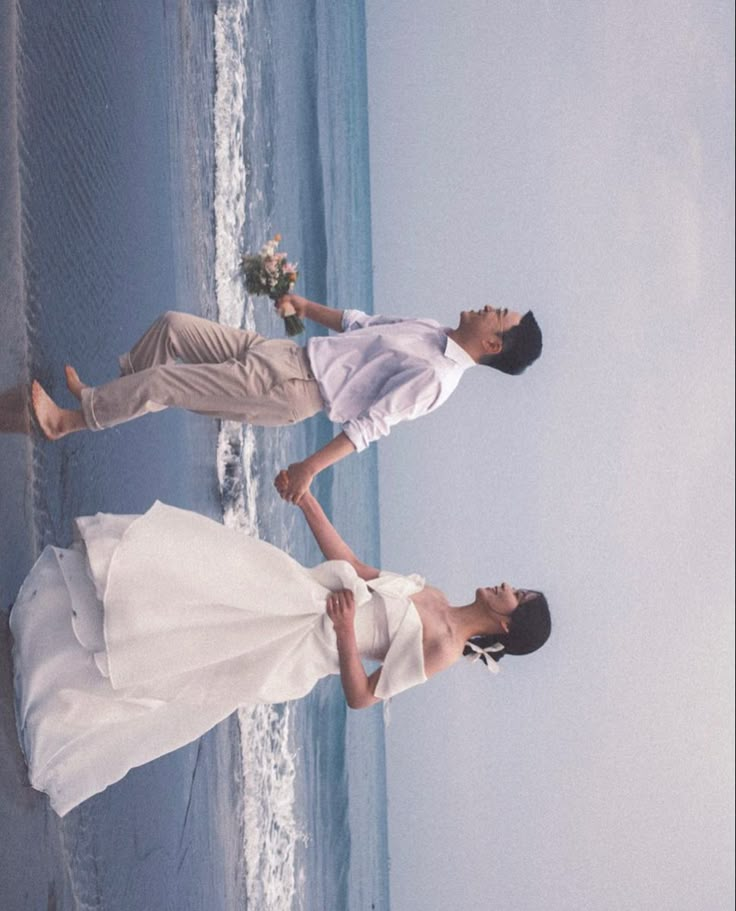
top-left (457, 306), bottom-right (522, 350)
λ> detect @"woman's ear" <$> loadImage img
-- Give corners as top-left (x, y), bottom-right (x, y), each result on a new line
top-left (500, 619), bottom-right (510, 634)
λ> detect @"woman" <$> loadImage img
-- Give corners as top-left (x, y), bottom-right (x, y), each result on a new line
top-left (10, 488), bottom-right (550, 816)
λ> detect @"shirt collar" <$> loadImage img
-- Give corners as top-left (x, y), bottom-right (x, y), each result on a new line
top-left (443, 333), bottom-right (477, 369)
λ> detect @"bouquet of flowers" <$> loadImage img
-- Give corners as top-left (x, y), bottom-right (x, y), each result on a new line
top-left (241, 235), bottom-right (304, 336)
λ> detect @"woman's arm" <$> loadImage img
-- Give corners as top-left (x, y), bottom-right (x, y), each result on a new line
top-left (328, 589), bottom-right (463, 708)
top-left (279, 484), bottom-right (380, 581)
top-left (327, 590), bottom-right (381, 709)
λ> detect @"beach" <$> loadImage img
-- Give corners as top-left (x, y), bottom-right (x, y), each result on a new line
top-left (0, 1), bottom-right (387, 908)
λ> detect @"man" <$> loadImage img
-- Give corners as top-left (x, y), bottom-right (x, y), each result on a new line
top-left (31, 294), bottom-right (542, 501)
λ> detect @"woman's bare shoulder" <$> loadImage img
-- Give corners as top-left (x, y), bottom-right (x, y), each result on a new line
top-left (414, 588), bottom-right (464, 678)
top-left (422, 636), bottom-right (464, 679)
top-left (410, 583), bottom-right (448, 610)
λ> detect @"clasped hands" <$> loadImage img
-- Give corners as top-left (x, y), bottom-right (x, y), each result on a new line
top-left (274, 462), bottom-right (313, 504)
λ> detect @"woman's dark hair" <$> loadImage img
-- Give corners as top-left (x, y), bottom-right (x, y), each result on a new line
top-left (463, 592), bottom-right (551, 665)
top-left (481, 310), bottom-right (543, 375)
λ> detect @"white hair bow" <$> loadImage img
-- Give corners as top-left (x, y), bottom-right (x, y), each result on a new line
top-left (465, 641), bottom-right (504, 674)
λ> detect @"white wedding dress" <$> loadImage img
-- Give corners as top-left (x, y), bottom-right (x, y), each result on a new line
top-left (10, 501), bottom-right (427, 816)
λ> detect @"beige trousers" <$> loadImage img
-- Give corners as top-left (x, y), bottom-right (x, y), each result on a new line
top-left (80, 311), bottom-right (324, 430)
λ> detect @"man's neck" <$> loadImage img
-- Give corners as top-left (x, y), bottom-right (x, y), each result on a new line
top-left (445, 328), bottom-right (481, 363)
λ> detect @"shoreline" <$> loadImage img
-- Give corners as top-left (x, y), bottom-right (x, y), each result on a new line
top-left (0, 1), bottom-right (388, 907)
top-left (0, 2), bottom-right (242, 907)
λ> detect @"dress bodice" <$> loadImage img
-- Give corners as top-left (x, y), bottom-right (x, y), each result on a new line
top-left (302, 560), bottom-right (427, 695)
top-left (354, 595), bottom-right (390, 661)
top-left (355, 572), bottom-right (428, 701)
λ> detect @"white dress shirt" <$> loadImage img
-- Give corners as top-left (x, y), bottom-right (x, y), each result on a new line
top-left (306, 309), bottom-right (476, 452)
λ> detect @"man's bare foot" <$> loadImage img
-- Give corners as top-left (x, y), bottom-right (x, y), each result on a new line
top-left (31, 381), bottom-right (88, 440)
top-left (64, 365), bottom-right (87, 401)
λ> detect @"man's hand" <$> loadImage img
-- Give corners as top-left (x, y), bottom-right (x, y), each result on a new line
top-left (274, 294), bottom-right (307, 319)
top-left (325, 589), bottom-right (356, 637)
top-left (274, 469), bottom-right (290, 498)
top-left (274, 461), bottom-right (314, 503)
top-left (275, 471), bottom-right (317, 511)
top-left (273, 295), bottom-right (344, 333)
top-left (275, 434), bottom-right (356, 504)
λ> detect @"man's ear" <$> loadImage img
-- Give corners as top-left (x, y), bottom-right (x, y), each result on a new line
top-left (482, 336), bottom-right (503, 356)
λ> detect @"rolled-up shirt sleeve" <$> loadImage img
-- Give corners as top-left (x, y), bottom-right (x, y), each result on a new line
top-left (341, 309), bottom-right (406, 333)
top-left (341, 367), bottom-right (444, 452)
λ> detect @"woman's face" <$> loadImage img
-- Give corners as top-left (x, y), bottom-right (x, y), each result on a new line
top-left (476, 583), bottom-right (534, 632)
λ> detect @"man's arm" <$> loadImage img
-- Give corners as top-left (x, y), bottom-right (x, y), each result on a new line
top-left (275, 431), bottom-right (356, 504)
top-left (276, 295), bottom-right (405, 333)
top-left (275, 365), bottom-right (443, 501)
top-left (275, 294), bottom-right (344, 333)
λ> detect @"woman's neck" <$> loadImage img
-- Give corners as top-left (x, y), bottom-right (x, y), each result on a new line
top-left (449, 602), bottom-right (504, 641)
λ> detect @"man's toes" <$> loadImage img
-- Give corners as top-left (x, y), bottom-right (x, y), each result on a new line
top-left (64, 365), bottom-right (86, 399)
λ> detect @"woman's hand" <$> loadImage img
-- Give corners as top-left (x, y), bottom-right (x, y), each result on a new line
top-left (326, 589), bottom-right (356, 637)
top-left (326, 588), bottom-right (381, 709)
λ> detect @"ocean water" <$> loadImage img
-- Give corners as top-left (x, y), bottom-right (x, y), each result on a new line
top-left (0, 1), bottom-right (387, 909)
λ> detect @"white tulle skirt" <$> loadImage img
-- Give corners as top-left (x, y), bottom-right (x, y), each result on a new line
top-left (10, 502), bottom-right (426, 815)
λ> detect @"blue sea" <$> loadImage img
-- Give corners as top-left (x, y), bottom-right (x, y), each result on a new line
top-left (0, 1), bottom-right (388, 909)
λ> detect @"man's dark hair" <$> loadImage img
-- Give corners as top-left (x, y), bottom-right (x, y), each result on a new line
top-left (481, 310), bottom-right (542, 375)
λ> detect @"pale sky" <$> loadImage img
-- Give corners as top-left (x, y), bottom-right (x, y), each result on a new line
top-left (365, 2), bottom-right (734, 909)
